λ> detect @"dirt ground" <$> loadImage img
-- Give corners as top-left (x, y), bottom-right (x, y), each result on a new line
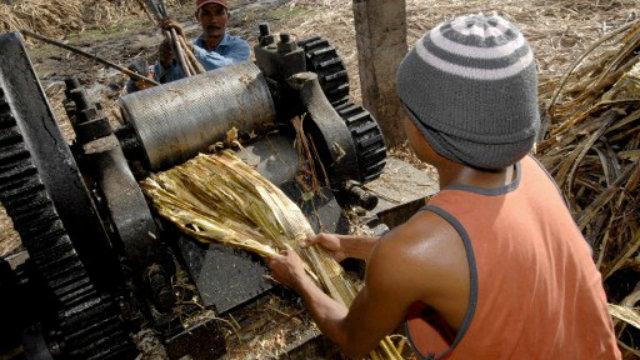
top-left (0, 0), bottom-right (638, 358)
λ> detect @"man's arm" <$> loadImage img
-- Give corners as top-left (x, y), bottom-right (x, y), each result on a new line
top-left (193, 37), bottom-right (250, 71)
top-left (270, 224), bottom-right (431, 358)
top-left (303, 233), bottom-right (380, 262)
top-left (269, 211), bottom-right (470, 358)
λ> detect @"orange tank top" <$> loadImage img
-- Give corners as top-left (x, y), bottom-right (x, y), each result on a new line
top-left (406, 156), bottom-right (621, 360)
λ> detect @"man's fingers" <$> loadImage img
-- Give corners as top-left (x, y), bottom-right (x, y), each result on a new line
top-left (299, 239), bottom-right (310, 248)
top-left (269, 253), bottom-right (284, 262)
top-left (300, 236), bottom-right (320, 248)
top-left (161, 19), bottom-right (185, 36)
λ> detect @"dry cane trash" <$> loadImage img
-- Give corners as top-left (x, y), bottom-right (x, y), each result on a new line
top-left (537, 20), bottom-right (640, 354)
top-left (141, 150), bottom-right (403, 359)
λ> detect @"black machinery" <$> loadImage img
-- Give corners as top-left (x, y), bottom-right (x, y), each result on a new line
top-left (0, 24), bottom-right (388, 359)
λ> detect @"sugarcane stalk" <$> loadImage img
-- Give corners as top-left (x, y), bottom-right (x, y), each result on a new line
top-left (166, 29), bottom-right (191, 77)
top-left (548, 19), bottom-right (640, 116)
top-left (141, 151), bottom-right (403, 359)
top-left (179, 34), bottom-right (205, 74)
top-left (145, 0), bottom-right (163, 22)
top-left (136, 0), bottom-right (157, 23)
top-left (181, 41), bottom-right (201, 75)
top-left (21, 29), bottom-right (160, 86)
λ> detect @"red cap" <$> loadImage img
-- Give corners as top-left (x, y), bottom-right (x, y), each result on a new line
top-left (196, 0), bottom-right (227, 9)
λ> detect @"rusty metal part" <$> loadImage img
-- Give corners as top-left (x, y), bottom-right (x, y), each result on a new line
top-left (297, 36), bottom-right (350, 106)
top-left (65, 77), bottom-right (176, 314)
top-left (287, 72), bottom-right (360, 187)
top-left (89, 136), bottom-right (175, 311)
top-left (297, 36), bottom-right (386, 183)
top-left (120, 63), bottom-right (276, 170)
top-left (0, 32), bottom-right (119, 292)
top-left (344, 180), bottom-right (378, 210)
top-left (0, 32), bottom-right (135, 359)
top-left (255, 27), bottom-right (306, 84)
top-left (334, 101), bottom-right (387, 183)
top-left (64, 78), bottom-right (113, 144)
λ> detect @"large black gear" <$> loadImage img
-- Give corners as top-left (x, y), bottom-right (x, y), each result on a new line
top-left (334, 101), bottom-right (386, 182)
top-left (0, 33), bottom-right (135, 360)
top-left (298, 36), bottom-right (351, 107)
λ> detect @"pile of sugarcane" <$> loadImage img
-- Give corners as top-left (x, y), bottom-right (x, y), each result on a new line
top-left (537, 20), bottom-right (640, 354)
top-left (141, 150), bottom-right (404, 359)
top-left (140, 0), bottom-right (205, 77)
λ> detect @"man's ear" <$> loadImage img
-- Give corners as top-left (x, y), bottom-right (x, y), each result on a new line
top-left (194, 9), bottom-right (200, 21)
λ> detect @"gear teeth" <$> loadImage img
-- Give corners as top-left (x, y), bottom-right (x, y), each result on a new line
top-left (0, 162), bottom-right (37, 182)
top-left (299, 36), bottom-right (387, 183)
top-left (336, 101), bottom-right (387, 182)
top-left (0, 127), bottom-right (22, 146)
top-left (0, 84), bottom-right (135, 359)
top-left (298, 36), bottom-right (351, 105)
top-left (0, 142), bottom-right (30, 163)
top-left (0, 114), bottom-right (17, 129)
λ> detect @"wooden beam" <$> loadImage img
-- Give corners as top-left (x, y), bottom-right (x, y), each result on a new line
top-left (353, 0), bottom-right (408, 147)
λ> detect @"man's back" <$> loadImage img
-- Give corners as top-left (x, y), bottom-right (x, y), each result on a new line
top-left (406, 156), bottom-right (621, 359)
top-left (267, 14), bottom-right (620, 359)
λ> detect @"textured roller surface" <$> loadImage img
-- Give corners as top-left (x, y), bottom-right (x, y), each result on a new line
top-left (121, 63), bottom-right (277, 170)
top-left (0, 32), bottom-right (135, 360)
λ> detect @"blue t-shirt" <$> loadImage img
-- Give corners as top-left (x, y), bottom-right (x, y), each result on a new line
top-left (154, 33), bottom-right (250, 83)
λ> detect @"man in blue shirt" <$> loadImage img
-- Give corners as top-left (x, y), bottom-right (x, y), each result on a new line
top-left (129, 0), bottom-right (250, 90)
top-left (156, 0), bottom-right (250, 82)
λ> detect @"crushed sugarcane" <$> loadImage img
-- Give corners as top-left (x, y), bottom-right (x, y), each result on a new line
top-left (141, 150), bottom-right (403, 359)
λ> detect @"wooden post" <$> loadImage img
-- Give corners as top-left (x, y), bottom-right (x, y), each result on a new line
top-left (353, 0), bottom-right (408, 147)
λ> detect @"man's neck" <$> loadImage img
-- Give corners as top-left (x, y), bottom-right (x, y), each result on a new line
top-left (436, 162), bottom-right (515, 190)
top-left (203, 34), bottom-right (224, 51)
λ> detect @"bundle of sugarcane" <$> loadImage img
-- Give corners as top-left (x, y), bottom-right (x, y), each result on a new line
top-left (537, 20), bottom-right (640, 354)
top-left (140, 0), bottom-right (205, 77)
top-left (141, 150), bottom-right (403, 359)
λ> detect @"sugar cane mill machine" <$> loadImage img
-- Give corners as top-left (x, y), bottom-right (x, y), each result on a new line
top-left (0, 23), bottom-right (390, 359)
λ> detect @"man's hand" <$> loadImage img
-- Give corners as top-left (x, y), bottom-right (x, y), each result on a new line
top-left (267, 250), bottom-right (310, 291)
top-left (303, 233), bottom-right (380, 262)
top-left (302, 233), bottom-right (348, 262)
top-left (160, 18), bottom-right (186, 37)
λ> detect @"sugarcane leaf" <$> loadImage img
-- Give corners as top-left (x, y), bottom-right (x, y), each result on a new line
top-left (608, 304), bottom-right (640, 330)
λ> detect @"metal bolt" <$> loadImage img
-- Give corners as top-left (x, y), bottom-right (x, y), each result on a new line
top-left (259, 23), bottom-right (270, 36)
top-left (49, 342), bottom-right (62, 356)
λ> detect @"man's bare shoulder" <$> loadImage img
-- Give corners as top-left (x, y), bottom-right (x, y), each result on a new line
top-left (367, 209), bottom-right (469, 301)
top-left (376, 209), bottom-right (462, 260)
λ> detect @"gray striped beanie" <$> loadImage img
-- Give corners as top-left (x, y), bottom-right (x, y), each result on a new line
top-left (397, 14), bottom-right (540, 170)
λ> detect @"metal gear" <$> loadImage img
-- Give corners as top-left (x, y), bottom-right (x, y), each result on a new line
top-left (298, 36), bottom-right (386, 183)
top-left (298, 36), bottom-right (350, 107)
top-left (0, 86), bottom-right (134, 360)
top-left (334, 101), bottom-right (386, 182)
top-left (0, 33), bottom-right (135, 360)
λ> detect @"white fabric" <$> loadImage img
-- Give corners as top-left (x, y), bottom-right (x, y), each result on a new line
top-left (415, 37), bottom-right (534, 80)
top-left (430, 24), bottom-right (526, 59)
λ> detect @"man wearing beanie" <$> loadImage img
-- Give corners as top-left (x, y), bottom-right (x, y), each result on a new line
top-left (268, 13), bottom-right (621, 359)
top-left (129, 0), bottom-right (249, 90)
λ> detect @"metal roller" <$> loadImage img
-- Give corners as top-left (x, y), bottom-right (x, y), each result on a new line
top-left (120, 63), bottom-right (276, 170)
